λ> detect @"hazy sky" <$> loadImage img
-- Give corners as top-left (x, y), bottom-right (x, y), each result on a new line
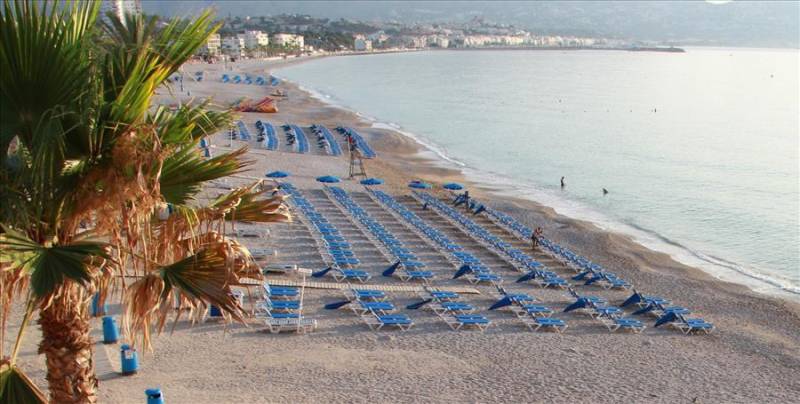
top-left (142, 1), bottom-right (800, 47)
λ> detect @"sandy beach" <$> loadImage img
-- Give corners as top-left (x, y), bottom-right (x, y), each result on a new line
top-left (6, 57), bottom-right (800, 403)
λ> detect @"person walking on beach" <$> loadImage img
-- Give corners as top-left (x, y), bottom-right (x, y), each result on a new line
top-left (531, 227), bottom-right (543, 249)
top-left (560, 176), bottom-right (566, 189)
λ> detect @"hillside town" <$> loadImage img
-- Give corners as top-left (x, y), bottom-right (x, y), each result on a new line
top-left (198, 14), bottom-right (634, 59)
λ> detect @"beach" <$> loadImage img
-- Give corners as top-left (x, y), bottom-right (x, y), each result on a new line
top-left (5, 56), bottom-right (800, 403)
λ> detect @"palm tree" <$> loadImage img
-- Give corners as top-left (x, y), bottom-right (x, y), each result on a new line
top-left (0, 2), bottom-right (289, 402)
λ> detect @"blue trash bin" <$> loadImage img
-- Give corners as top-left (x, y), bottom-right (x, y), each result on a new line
top-left (102, 316), bottom-right (119, 344)
top-left (120, 344), bottom-right (139, 375)
top-left (146, 388), bottom-right (164, 404)
top-left (208, 305), bottom-right (222, 318)
top-left (91, 292), bottom-right (108, 317)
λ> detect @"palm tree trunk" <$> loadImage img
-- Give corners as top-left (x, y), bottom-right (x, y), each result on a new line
top-left (38, 285), bottom-right (98, 403)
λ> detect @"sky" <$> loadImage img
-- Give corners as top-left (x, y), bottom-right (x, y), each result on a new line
top-left (141, 1), bottom-right (800, 48)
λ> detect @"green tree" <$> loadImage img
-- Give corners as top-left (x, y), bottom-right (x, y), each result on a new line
top-left (0, 2), bottom-right (289, 402)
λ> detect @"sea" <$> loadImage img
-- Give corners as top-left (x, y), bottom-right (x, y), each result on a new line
top-left (274, 48), bottom-right (800, 299)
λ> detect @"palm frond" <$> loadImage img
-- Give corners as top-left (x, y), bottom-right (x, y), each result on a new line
top-left (149, 102), bottom-right (233, 145)
top-left (160, 147), bottom-right (249, 205)
top-left (0, 0), bottom-right (98, 151)
top-left (0, 227), bottom-right (108, 300)
top-left (0, 364), bottom-right (47, 404)
top-left (123, 246), bottom-right (249, 349)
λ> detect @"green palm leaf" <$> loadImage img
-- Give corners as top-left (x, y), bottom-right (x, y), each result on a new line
top-left (0, 364), bottom-right (46, 404)
top-left (160, 147), bottom-right (249, 205)
top-left (0, 227), bottom-right (108, 299)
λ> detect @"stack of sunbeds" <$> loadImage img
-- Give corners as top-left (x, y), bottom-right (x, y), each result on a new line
top-left (369, 189), bottom-right (502, 285)
top-left (335, 127), bottom-right (376, 158)
top-left (327, 187), bottom-right (433, 284)
top-left (255, 120), bottom-right (279, 150)
top-left (256, 284), bottom-right (317, 333)
top-left (281, 183), bottom-right (370, 283)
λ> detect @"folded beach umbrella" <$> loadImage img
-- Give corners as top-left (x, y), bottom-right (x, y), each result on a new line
top-left (654, 312), bottom-right (679, 328)
top-left (316, 175), bottom-right (341, 183)
top-left (516, 270), bottom-right (538, 283)
top-left (360, 177), bottom-right (384, 186)
top-left (266, 170), bottom-right (290, 178)
top-left (312, 266), bottom-right (333, 278)
top-left (324, 300), bottom-right (353, 310)
top-left (563, 297), bottom-right (590, 313)
top-left (443, 183), bottom-right (464, 190)
top-left (489, 296), bottom-right (514, 310)
top-left (408, 181), bottom-right (432, 189)
top-left (621, 290), bottom-right (643, 307)
top-left (453, 264), bottom-right (472, 279)
top-left (406, 299), bottom-right (433, 310)
top-left (382, 261), bottom-right (401, 277)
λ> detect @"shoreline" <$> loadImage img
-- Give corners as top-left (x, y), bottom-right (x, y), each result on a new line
top-left (271, 61), bottom-right (799, 303)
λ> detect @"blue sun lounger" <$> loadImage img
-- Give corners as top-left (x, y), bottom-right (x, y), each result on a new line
top-left (443, 314), bottom-right (491, 331)
top-left (655, 312), bottom-right (714, 334)
top-left (260, 300), bottom-right (301, 312)
top-left (345, 289), bottom-right (387, 302)
top-left (362, 313), bottom-right (414, 331)
top-left (430, 302), bottom-right (475, 315)
top-left (512, 304), bottom-right (554, 318)
top-left (262, 284), bottom-right (299, 299)
top-left (604, 317), bottom-right (646, 333)
top-left (524, 317), bottom-right (568, 333)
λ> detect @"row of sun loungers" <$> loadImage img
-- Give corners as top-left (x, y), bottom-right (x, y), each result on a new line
top-left (281, 183), bottom-right (371, 283)
top-left (235, 121), bottom-right (252, 141)
top-left (310, 124), bottom-right (343, 156)
top-left (324, 289), bottom-right (415, 331)
top-left (255, 120), bottom-right (279, 150)
top-left (326, 187), bottom-right (434, 284)
top-left (220, 74), bottom-right (274, 85)
top-left (415, 191), bottom-right (569, 289)
top-left (281, 124), bottom-right (309, 153)
top-left (474, 200), bottom-right (713, 334)
top-left (335, 127), bottom-right (376, 158)
top-left (368, 189), bottom-right (502, 285)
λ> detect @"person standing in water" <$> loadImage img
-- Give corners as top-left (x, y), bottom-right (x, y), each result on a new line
top-left (560, 176), bottom-right (566, 189)
top-left (603, 188), bottom-right (609, 195)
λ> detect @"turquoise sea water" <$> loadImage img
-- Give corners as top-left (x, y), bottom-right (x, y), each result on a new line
top-left (275, 48), bottom-right (800, 297)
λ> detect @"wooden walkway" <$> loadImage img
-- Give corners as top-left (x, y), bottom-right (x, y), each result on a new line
top-left (240, 277), bottom-right (481, 294)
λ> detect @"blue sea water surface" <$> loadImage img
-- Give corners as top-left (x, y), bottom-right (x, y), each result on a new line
top-left (275, 48), bottom-right (800, 297)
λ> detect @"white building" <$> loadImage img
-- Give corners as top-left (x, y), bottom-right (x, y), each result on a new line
top-left (101, 0), bottom-right (141, 25)
top-left (354, 37), bottom-right (372, 51)
top-left (243, 30), bottom-right (269, 49)
top-left (221, 36), bottom-right (245, 58)
top-left (199, 33), bottom-right (221, 56)
top-left (427, 35), bottom-right (450, 49)
top-left (271, 33), bottom-right (304, 49)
